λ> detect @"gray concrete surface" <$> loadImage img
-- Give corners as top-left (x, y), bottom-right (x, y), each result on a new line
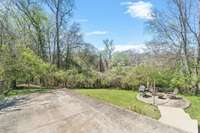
top-left (158, 106), bottom-right (198, 133)
top-left (0, 90), bottom-right (188, 133)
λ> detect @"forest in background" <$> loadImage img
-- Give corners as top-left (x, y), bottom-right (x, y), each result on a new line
top-left (0, 0), bottom-right (200, 95)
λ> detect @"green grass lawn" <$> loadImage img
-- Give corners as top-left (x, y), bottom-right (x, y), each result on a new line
top-left (183, 95), bottom-right (200, 126)
top-left (6, 87), bottom-right (51, 97)
top-left (74, 89), bottom-right (160, 119)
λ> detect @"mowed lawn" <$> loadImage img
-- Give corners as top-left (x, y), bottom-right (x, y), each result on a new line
top-left (184, 95), bottom-right (200, 126)
top-left (75, 89), bottom-right (160, 119)
top-left (6, 87), bottom-right (51, 97)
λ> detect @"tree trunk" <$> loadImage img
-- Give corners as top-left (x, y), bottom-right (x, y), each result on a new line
top-left (56, 2), bottom-right (61, 68)
top-left (99, 53), bottom-right (105, 72)
top-left (195, 0), bottom-right (200, 72)
top-left (179, 0), bottom-right (191, 75)
top-left (194, 0), bottom-right (200, 95)
top-left (65, 45), bottom-right (70, 70)
top-left (0, 23), bottom-right (3, 45)
top-left (36, 26), bottom-right (46, 60)
top-left (11, 80), bottom-right (16, 90)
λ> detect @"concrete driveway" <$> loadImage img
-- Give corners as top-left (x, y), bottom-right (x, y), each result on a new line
top-left (158, 106), bottom-right (198, 133)
top-left (0, 90), bottom-right (187, 133)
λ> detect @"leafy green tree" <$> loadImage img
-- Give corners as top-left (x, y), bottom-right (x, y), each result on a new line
top-left (14, 0), bottom-right (47, 59)
top-left (112, 52), bottom-right (129, 66)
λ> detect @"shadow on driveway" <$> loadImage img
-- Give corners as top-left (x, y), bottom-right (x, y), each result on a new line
top-left (0, 96), bottom-right (30, 111)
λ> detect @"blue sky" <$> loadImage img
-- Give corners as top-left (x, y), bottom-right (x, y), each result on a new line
top-left (73, 0), bottom-right (166, 51)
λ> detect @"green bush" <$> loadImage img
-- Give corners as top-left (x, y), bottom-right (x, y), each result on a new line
top-left (0, 45), bottom-right (53, 91)
top-left (1, 44), bottom-right (196, 93)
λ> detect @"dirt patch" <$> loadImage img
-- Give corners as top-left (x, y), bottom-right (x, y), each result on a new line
top-left (0, 89), bottom-right (187, 133)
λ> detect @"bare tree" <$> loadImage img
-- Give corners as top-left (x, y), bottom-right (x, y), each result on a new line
top-left (175, 0), bottom-right (191, 74)
top-left (45, 0), bottom-right (74, 68)
top-left (103, 39), bottom-right (115, 61)
top-left (147, 0), bottom-right (200, 93)
top-left (63, 23), bottom-right (83, 69)
top-left (103, 39), bottom-right (115, 69)
top-left (181, 0), bottom-right (200, 93)
top-left (148, 0), bottom-right (193, 75)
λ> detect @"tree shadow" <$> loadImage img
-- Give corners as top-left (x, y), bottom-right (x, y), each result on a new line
top-left (0, 97), bottom-right (30, 111)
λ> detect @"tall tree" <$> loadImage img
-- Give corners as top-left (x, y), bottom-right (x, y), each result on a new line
top-left (63, 23), bottom-right (83, 69)
top-left (45, 0), bottom-right (74, 68)
top-left (148, 0), bottom-right (193, 75)
top-left (99, 53), bottom-right (105, 72)
top-left (14, 0), bottom-right (47, 59)
top-left (103, 39), bottom-right (115, 61)
top-left (147, 0), bottom-right (200, 93)
top-left (103, 39), bottom-right (115, 69)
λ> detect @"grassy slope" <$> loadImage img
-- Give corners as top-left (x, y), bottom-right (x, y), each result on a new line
top-left (75, 89), bottom-right (160, 119)
top-left (184, 95), bottom-right (200, 126)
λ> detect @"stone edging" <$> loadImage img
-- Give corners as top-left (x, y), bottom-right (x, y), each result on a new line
top-left (136, 94), bottom-right (191, 109)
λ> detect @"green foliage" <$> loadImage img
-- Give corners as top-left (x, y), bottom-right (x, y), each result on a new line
top-left (53, 64), bottom-right (178, 91)
top-left (54, 70), bottom-right (68, 83)
top-left (6, 87), bottom-right (51, 97)
top-left (0, 45), bottom-right (52, 93)
top-left (171, 73), bottom-right (186, 89)
top-left (0, 45), bottom-right (198, 93)
top-left (18, 47), bottom-right (51, 82)
top-left (0, 65), bottom-right (4, 79)
top-left (112, 52), bottom-right (129, 66)
top-left (122, 72), bottom-right (140, 89)
top-left (0, 0), bottom-right (199, 96)
top-left (184, 95), bottom-right (200, 126)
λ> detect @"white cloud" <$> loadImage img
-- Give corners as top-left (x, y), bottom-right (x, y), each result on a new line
top-left (122, 1), bottom-right (154, 20)
top-left (114, 44), bottom-right (147, 53)
top-left (120, 2), bottom-right (133, 5)
top-left (85, 31), bottom-right (108, 36)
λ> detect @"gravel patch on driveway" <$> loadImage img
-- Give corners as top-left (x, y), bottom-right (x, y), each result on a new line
top-left (0, 89), bottom-right (187, 133)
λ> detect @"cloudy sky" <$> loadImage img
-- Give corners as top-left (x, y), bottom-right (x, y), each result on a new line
top-left (73, 0), bottom-right (166, 51)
